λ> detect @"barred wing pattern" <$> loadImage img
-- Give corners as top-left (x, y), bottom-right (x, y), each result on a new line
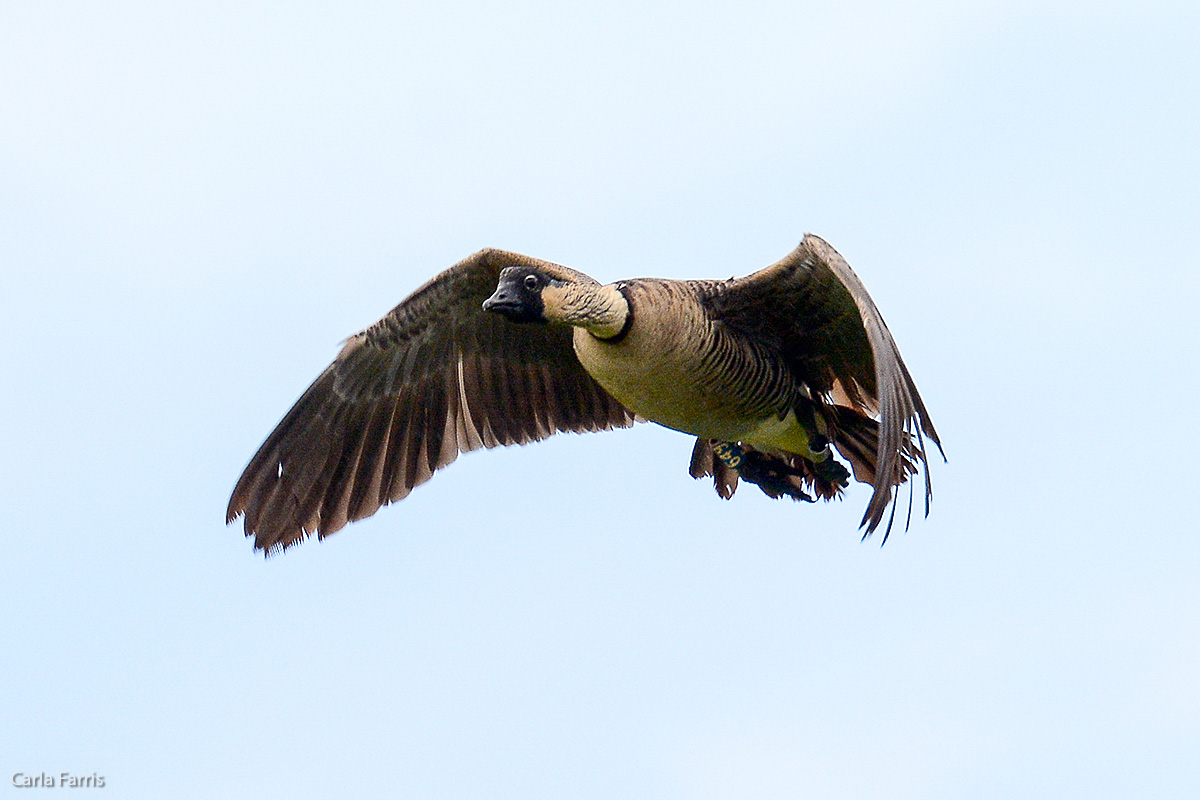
top-left (227, 249), bottom-right (634, 553)
top-left (710, 234), bottom-right (943, 534)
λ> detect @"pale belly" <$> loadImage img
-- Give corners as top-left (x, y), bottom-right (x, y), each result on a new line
top-left (572, 327), bottom-right (815, 454)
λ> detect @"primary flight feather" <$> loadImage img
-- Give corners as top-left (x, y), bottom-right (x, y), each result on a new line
top-left (228, 235), bottom-right (943, 553)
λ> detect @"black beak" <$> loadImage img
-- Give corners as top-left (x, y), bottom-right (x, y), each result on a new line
top-left (482, 288), bottom-right (518, 314)
top-left (482, 279), bottom-right (544, 323)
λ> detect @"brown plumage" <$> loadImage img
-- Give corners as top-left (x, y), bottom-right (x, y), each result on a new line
top-left (228, 235), bottom-right (942, 553)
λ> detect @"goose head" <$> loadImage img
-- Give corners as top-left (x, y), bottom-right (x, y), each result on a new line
top-left (482, 266), bottom-right (553, 323)
top-left (484, 266), bottom-right (630, 339)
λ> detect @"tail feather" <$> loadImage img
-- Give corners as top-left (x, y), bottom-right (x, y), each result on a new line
top-left (829, 405), bottom-right (918, 488)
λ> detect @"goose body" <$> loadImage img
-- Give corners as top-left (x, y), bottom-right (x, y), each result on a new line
top-left (228, 235), bottom-right (942, 553)
top-left (568, 281), bottom-right (816, 452)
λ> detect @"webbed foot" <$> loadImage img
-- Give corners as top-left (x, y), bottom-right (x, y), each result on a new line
top-left (711, 441), bottom-right (819, 503)
top-left (810, 450), bottom-right (851, 486)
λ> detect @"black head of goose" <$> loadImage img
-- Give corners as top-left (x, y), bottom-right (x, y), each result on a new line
top-left (228, 235), bottom-right (943, 554)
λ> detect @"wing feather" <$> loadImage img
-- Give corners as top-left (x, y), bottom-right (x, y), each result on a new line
top-left (227, 249), bottom-right (634, 553)
top-left (709, 234), bottom-right (943, 537)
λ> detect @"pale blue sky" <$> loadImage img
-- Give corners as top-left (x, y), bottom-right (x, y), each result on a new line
top-left (3, 2), bottom-right (1198, 798)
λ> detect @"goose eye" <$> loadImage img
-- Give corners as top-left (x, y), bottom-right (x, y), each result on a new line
top-left (523, 274), bottom-right (539, 290)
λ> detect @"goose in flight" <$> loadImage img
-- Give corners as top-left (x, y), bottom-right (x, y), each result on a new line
top-left (228, 234), bottom-right (942, 553)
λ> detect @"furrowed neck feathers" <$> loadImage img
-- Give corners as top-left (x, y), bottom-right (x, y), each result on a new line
top-left (541, 282), bottom-right (630, 340)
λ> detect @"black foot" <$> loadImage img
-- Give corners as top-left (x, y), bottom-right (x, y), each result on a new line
top-left (711, 442), bottom-right (816, 503)
top-left (811, 452), bottom-right (850, 486)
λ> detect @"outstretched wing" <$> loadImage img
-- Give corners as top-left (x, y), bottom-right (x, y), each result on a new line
top-left (227, 249), bottom-right (634, 554)
top-left (706, 234), bottom-right (943, 537)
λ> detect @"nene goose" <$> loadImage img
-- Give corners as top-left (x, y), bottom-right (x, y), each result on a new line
top-left (228, 234), bottom-right (942, 553)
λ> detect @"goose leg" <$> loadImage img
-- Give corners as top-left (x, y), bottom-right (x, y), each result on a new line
top-left (711, 441), bottom-right (816, 503)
